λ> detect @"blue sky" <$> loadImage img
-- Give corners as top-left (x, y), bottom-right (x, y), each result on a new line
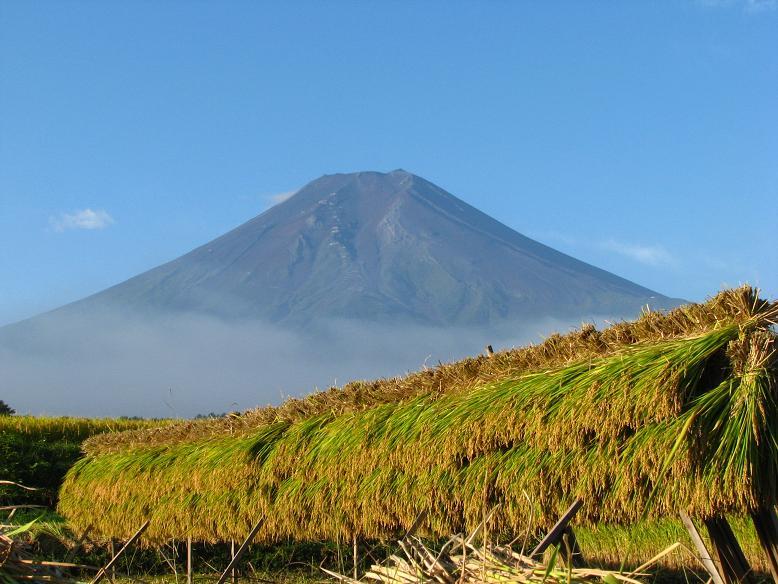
top-left (1, 0), bottom-right (776, 326)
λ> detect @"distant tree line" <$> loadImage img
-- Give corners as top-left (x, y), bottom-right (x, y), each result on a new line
top-left (0, 401), bottom-right (228, 419)
top-left (194, 412), bottom-right (227, 419)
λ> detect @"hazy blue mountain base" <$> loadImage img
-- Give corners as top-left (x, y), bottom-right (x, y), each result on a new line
top-left (1, 309), bottom-right (639, 417)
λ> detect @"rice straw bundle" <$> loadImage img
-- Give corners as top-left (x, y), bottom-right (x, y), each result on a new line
top-left (58, 287), bottom-right (778, 546)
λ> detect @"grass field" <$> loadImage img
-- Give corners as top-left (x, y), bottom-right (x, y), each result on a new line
top-left (0, 415), bottom-right (167, 440)
top-left (0, 415), bottom-right (170, 505)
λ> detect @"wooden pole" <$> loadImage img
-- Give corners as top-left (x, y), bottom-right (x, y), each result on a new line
top-left (751, 507), bottom-right (778, 583)
top-left (156, 544), bottom-right (177, 579)
top-left (187, 537), bottom-right (193, 584)
top-left (65, 526), bottom-right (92, 563)
top-left (704, 516), bottom-right (753, 583)
top-left (531, 499), bottom-right (584, 559)
top-left (216, 521), bottom-right (263, 584)
top-left (91, 521), bottom-right (151, 584)
top-left (560, 527), bottom-right (585, 568)
top-left (679, 511), bottom-right (725, 584)
top-left (231, 539), bottom-right (237, 584)
top-left (353, 534), bottom-right (358, 580)
top-left (108, 541), bottom-right (115, 583)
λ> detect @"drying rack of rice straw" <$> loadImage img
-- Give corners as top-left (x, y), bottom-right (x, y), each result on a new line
top-left (57, 287), bottom-right (778, 584)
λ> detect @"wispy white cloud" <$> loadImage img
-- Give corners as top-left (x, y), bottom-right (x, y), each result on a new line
top-left (50, 209), bottom-right (114, 232)
top-left (599, 239), bottom-right (676, 267)
top-left (527, 230), bottom-right (679, 269)
top-left (267, 190), bottom-right (296, 206)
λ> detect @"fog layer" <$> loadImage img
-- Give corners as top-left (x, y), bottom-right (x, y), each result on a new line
top-left (0, 310), bottom-right (613, 418)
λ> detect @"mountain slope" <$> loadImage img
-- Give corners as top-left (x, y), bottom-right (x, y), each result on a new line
top-left (57, 169), bottom-right (677, 326)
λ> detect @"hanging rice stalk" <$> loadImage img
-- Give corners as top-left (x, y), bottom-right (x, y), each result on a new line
top-left (81, 286), bottom-right (774, 456)
top-left (57, 287), bottom-right (778, 546)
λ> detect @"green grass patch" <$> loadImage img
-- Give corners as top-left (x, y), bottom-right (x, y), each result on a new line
top-left (0, 415), bottom-right (170, 504)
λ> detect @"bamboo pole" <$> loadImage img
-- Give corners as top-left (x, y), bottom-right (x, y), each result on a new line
top-left (65, 526), bottom-right (92, 563)
top-left (231, 539), bottom-right (237, 584)
top-left (561, 527), bottom-right (585, 568)
top-left (216, 521), bottom-right (262, 584)
top-left (108, 540), bottom-right (115, 583)
top-left (679, 511), bottom-right (725, 584)
top-left (353, 534), bottom-right (358, 580)
top-left (751, 507), bottom-right (778, 583)
top-left (703, 516), bottom-right (753, 583)
top-left (531, 499), bottom-right (584, 558)
top-left (187, 537), bottom-right (193, 584)
top-left (91, 521), bottom-right (150, 584)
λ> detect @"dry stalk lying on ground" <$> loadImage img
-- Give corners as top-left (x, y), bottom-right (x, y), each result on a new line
top-left (1, 485), bottom-right (92, 584)
top-left (326, 534), bottom-right (677, 584)
top-left (0, 528), bottom-right (85, 584)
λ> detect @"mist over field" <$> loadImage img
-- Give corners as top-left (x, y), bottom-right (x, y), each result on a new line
top-left (0, 310), bottom-right (611, 418)
top-left (0, 171), bottom-right (677, 418)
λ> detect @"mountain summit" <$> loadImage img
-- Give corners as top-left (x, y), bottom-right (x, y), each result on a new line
top-left (62, 169), bottom-right (677, 325)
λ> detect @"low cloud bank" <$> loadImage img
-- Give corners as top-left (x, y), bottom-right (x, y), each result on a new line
top-left (0, 310), bottom-right (613, 418)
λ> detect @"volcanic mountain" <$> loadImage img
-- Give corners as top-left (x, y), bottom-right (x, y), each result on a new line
top-left (46, 169), bottom-right (677, 326)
